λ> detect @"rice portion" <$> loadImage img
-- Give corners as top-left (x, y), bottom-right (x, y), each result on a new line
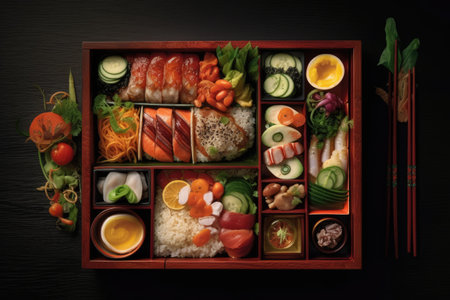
top-left (153, 187), bottom-right (224, 258)
top-left (194, 106), bottom-right (255, 162)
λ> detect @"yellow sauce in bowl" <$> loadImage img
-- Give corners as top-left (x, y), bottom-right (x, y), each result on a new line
top-left (100, 214), bottom-right (144, 254)
top-left (306, 54), bottom-right (344, 90)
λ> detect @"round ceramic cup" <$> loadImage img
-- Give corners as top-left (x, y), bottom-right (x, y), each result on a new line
top-left (312, 217), bottom-right (347, 254)
top-left (90, 207), bottom-right (145, 259)
top-left (306, 54), bottom-right (345, 90)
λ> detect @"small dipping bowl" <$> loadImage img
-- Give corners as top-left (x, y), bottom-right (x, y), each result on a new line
top-left (90, 207), bottom-right (145, 259)
top-left (306, 54), bottom-right (345, 90)
top-left (312, 217), bottom-right (347, 254)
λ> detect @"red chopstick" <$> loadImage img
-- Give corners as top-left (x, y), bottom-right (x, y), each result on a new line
top-left (407, 70), bottom-right (412, 253)
top-left (392, 40), bottom-right (399, 259)
top-left (412, 67), bottom-right (417, 257)
top-left (385, 72), bottom-right (393, 257)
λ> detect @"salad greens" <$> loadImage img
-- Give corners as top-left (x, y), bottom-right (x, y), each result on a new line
top-left (216, 42), bottom-right (260, 107)
top-left (378, 17), bottom-right (420, 74)
top-left (93, 94), bottom-right (136, 133)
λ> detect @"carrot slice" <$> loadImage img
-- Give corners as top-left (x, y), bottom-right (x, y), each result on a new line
top-left (292, 113), bottom-right (306, 127)
top-left (193, 228), bottom-right (211, 247)
top-left (278, 108), bottom-right (294, 125)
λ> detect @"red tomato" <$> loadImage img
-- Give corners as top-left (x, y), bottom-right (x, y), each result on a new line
top-left (49, 203), bottom-right (63, 217)
top-left (211, 182), bottom-right (224, 200)
top-left (219, 229), bottom-right (254, 258)
top-left (50, 142), bottom-right (74, 166)
top-left (219, 211), bottom-right (255, 230)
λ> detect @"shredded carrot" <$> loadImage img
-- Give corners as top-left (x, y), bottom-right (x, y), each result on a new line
top-left (97, 107), bottom-right (140, 163)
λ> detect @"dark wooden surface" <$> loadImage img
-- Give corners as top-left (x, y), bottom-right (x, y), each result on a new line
top-left (1, 0), bottom-right (449, 298)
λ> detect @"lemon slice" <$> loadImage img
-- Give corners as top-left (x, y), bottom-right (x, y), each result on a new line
top-left (162, 180), bottom-right (190, 210)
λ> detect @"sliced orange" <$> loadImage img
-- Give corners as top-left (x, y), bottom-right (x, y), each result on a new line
top-left (292, 113), bottom-right (306, 127)
top-left (277, 108), bottom-right (294, 125)
top-left (162, 180), bottom-right (190, 210)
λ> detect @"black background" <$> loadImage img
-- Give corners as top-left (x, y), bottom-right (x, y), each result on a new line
top-left (1, 0), bottom-right (449, 299)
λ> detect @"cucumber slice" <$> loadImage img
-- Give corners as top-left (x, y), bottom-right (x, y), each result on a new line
top-left (223, 192), bottom-right (249, 214)
top-left (98, 71), bottom-right (120, 84)
top-left (316, 166), bottom-right (346, 190)
top-left (264, 54), bottom-right (273, 68)
top-left (99, 64), bottom-right (127, 80)
top-left (270, 74), bottom-right (289, 97)
top-left (280, 74), bottom-right (295, 98)
top-left (294, 55), bottom-right (303, 74)
top-left (270, 53), bottom-right (296, 71)
top-left (316, 168), bottom-right (337, 189)
top-left (263, 74), bottom-right (281, 95)
top-left (100, 55), bottom-right (128, 75)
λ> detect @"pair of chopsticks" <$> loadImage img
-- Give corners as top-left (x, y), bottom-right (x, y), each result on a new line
top-left (385, 40), bottom-right (417, 258)
top-left (407, 67), bottom-right (417, 256)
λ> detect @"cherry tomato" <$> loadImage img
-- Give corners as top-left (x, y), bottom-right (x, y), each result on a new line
top-left (51, 142), bottom-right (74, 166)
top-left (211, 182), bottom-right (224, 200)
top-left (49, 203), bottom-right (74, 225)
top-left (49, 202), bottom-right (63, 217)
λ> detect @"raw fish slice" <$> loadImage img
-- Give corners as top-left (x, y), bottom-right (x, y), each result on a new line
top-left (145, 53), bottom-right (166, 103)
top-left (180, 54), bottom-right (199, 104)
top-left (142, 108), bottom-right (157, 159)
top-left (154, 108), bottom-right (174, 162)
top-left (119, 54), bottom-right (151, 101)
top-left (172, 109), bottom-right (191, 162)
top-left (162, 53), bottom-right (182, 103)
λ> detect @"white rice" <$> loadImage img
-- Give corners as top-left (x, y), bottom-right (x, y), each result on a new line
top-left (153, 187), bottom-right (224, 258)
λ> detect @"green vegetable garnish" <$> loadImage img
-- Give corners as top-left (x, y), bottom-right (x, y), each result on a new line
top-left (378, 17), bottom-right (420, 74)
top-left (108, 184), bottom-right (138, 204)
top-left (93, 94), bottom-right (135, 133)
top-left (208, 146), bottom-right (218, 156)
top-left (277, 227), bottom-right (288, 246)
top-left (220, 116), bottom-right (230, 125)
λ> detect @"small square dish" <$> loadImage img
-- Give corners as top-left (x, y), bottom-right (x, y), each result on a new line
top-left (263, 214), bottom-right (304, 259)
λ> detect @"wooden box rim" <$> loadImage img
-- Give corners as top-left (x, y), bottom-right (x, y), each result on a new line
top-left (81, 40), bottom-right (362, 270)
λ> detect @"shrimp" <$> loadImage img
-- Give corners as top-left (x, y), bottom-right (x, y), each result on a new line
top-left (308, 135), bottom-right (321, 180)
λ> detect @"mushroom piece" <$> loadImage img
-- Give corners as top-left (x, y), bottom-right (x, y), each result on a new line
top-left (263, 183), bottom-right (281, 197)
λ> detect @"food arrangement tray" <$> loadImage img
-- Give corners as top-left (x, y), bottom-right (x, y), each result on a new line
top-left (81, 40), bottom-right (361, 269)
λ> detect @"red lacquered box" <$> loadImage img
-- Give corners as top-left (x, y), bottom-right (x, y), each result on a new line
top-left (81, 40), bottom-right (362, 269)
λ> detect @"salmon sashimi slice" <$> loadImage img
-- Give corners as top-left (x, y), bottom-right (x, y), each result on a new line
top-left (155, 107), bottom-right (173, 162)
top-left (162, 53), bottom-right (183, 104)
top-left (173, 109), bottom-right (191, 162)
top-left (180, 54), bottom-right (199, 104)
top-left (119, 54), bottom-right (151, 101)
top-left (145, 53), bottom-right (166, 103)
top-left (142, 108), bottom-right (157, 159)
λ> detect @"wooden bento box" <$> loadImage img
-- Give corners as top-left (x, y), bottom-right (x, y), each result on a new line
top-left (81, 40), bottom-right (362, 269)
